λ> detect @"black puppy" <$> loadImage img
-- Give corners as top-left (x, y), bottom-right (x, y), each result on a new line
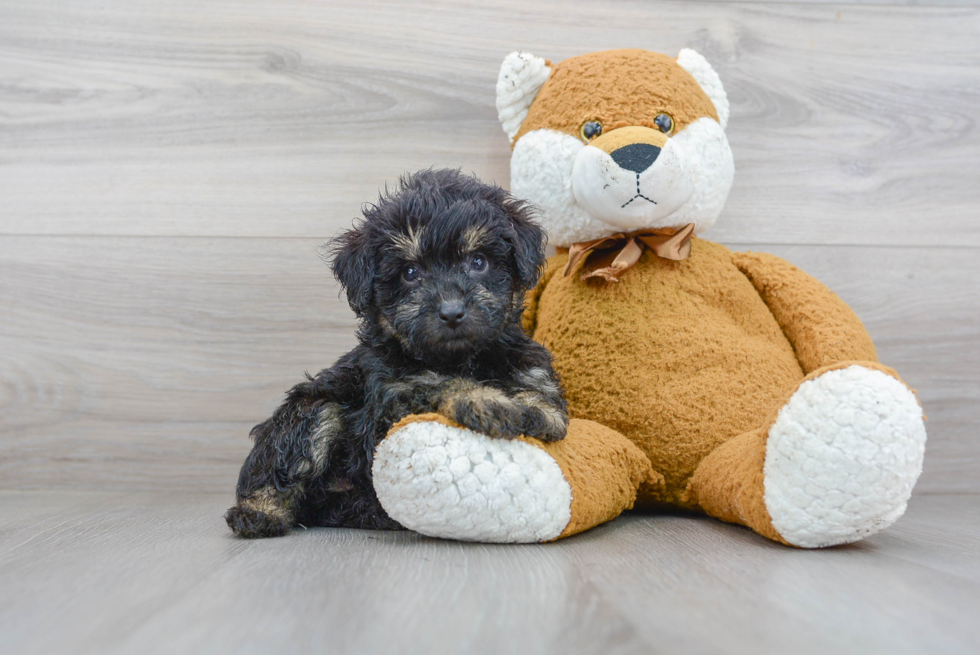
top-left (225, 169), bottom-right (569, 538)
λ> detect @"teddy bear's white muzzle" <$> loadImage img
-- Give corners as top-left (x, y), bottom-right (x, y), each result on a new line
top-left (571, 140), bottom-right (695, 230)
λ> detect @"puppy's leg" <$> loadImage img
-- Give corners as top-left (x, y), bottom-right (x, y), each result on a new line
top-left (433, 379), bottom-right (527, 439)
top-left (226, 400), bottom-right (343, 539)
top-left (428, 371), bottom-right (568, 442)
top-left (510, 366), bottom-right (569, 442)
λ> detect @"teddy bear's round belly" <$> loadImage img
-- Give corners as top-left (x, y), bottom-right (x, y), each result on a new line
top-left (533, 239), bottom-right (805, 506)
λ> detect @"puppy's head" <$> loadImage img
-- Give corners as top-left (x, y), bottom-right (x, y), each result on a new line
top-left (330, 169), bottom-right (545, 365)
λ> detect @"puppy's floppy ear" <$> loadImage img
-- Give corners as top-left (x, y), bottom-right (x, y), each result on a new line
top-left (329, 221), bottom-right (375, 317)
top-left (503, 200), bottom-right (546, 290)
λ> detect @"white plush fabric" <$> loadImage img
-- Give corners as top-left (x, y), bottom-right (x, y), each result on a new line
top-left (496, 52), bottom-right (550, 144)
top-left (764, 366), bottom-right (927, 548)
top-left (510, 129), bottom-right (609, 247)
top-left (373, 420), bottom-right (572, 543)
top-left (511, 118), bottom-right (733, 247)
top-left (676, 48), bottom-right (730, 129)
top-left (571, 137), bottom-right (696, 230)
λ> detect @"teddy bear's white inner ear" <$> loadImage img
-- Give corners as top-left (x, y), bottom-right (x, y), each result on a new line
top-left (496, 52), bottom-right (551, 143)
top-left (676, 48), bottom-right (729, 130)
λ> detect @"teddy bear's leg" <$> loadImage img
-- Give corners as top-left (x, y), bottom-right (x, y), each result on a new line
top-left (372, 413), bottom-right (659, 543)
top-left (690, 361), bottom-right (926, 548)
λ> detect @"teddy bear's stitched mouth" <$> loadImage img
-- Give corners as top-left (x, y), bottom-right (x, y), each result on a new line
top-left (620, 172), bottom-right (657, 208)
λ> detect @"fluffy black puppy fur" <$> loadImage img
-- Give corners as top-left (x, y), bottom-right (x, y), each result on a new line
top-left (226, 169), bottom-right (569, 538)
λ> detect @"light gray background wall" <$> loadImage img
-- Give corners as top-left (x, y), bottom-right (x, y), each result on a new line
top-left (2, 0), bottom-right (977, 494)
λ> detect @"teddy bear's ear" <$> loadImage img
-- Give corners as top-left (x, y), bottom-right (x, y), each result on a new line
top-left (676, 48), bottom-right (730, 130)
top-left (496, 52), bottom-right (551, 143)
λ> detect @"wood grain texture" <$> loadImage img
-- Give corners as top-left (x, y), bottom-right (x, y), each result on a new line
top-left (2, 4), bottom-right (976, 652)
top-left (1, 237), bottom-right (976, 493)
top-left (696, 0), bottom-right (980, 6)
top-left (0, 0), bottom-right (979, 246)
top-left (0, 491), bottom-right (977, 655)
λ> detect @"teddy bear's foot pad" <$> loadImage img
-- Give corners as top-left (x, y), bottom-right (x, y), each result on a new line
top-left (373, 419), bottom-right (572, 543)
top-left (764, 365), bottom-right (927, 548)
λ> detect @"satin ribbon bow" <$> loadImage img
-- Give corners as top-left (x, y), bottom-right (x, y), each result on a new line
top-left (562, 223), bottom-right (696, 282)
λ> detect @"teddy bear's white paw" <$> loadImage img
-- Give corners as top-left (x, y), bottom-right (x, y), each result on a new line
top-left (373, 419), bottom-right (572, 543)
top-left (763, 365), bottom-right (927, 548)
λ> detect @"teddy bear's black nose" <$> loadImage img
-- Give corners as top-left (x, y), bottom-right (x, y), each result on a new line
top-left (438, 300), bottom-right (466, 328)
top-left (611, 143), bottom-right (661, 173)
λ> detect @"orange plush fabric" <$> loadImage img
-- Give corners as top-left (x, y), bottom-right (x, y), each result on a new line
top-left (687, 426), bottom-right (785, 543)
top-left (514, 49), bottom-right (718, 145)
top-left (535, 419), bottom-right (660, 539)
top-left (732, 252), bottom-right (878, 373)
top-left (528, 238), bottom-right (814, 507)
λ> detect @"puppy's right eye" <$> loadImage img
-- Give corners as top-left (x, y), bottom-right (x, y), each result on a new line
top-left (401, 265), bottom-right (420, 283)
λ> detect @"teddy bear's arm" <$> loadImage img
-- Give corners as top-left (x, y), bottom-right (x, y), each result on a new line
top-left (731, 251), bottom-right (877, 374)
top-left (521, 253), bottom-right (565, 335)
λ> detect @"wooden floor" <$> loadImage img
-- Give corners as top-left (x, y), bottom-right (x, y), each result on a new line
top-left (1, 492), bottom-right (978, 655)
top-left (3, 1), bottom-right (979, 654)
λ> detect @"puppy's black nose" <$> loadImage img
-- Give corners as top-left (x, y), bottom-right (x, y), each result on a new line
top-left (611, 143), bottom-right (661, 173)
top-left (438, 300), bottom-right (466, 328)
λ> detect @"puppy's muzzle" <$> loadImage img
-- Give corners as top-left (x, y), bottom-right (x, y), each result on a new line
top-left (438, 300), bottom-right (466, 328)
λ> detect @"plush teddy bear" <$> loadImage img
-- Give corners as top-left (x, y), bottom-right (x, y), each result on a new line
top-left (372, 48), bottom-right (927, 548)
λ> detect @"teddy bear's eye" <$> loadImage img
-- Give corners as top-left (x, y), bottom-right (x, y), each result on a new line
top-left (654, 113), bottom-right (674, 135)
top-left (580, 121), bottom-right (603, 142)
top-left (402, 265), bottom-right (421, 283)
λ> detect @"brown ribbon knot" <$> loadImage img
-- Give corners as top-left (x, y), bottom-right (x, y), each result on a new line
top-left (562, 223), bottom-right (696, 282)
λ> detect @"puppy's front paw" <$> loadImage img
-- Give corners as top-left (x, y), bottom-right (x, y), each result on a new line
top-left (225, 504), bottom-right (291, 539)
top-left (446, 393), bottom-right (524, 439)
top-left (519, 405), bottom-right (569, 442)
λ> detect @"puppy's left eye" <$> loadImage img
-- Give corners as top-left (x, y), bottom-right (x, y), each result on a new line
top-left (654, 113), bottom-right (674, 135)
top-left (402, 265), bottom-right (421, 283)
top-left (468, 253), bottom-right (488, 273)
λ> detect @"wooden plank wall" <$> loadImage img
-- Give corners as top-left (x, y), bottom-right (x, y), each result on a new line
top-left (1, 0), bottom-right (977, 493)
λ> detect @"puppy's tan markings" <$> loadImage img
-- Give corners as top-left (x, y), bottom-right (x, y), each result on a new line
top-left (384, 371), bottom-right (447, 399)
top-left (310, 404), bottom-right (343, 475)
top-left (462, 225), bottom-right (490, 254)
top-left (378, 314), bottom-right (413, 350)
top-left (514, 390), bottom-right (568, 437)
top-left (471, 285), bottom-right (498, 306)
top-left (517, 367), bottom-right (561, 398)
top-left (408, 371), bottom-right (448, 387)
top-left (390, 223), bottom-right (426, 261)
top-left (240, 486), bottom-right (298, 522)
top-left (327, 477), bottom-right (355, 493)
top-left (393, 299), bottom-right (425, 323)
top-left (438, 380), bottom-right (522, 437)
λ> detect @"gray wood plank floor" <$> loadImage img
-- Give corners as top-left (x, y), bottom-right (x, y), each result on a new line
top-left (2, 2), bottom-right (977, 653)
top-left (0, 492), bottom-right (977, 655)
